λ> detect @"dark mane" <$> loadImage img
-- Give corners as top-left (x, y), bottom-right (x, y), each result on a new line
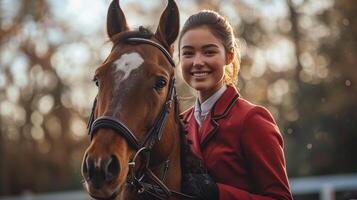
top-left (111, 26), bottom-right (154, 45)
top-left (175, 98), bottom-right (207, 174)
top-left (179, 119), bottom-right (206, 174)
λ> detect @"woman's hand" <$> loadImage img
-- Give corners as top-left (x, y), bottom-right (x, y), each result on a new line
top-left (182, 173), bottom-right (219, 200)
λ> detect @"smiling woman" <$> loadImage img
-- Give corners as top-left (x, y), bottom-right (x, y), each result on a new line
top-left (178, 10), bottom-right (293, 200)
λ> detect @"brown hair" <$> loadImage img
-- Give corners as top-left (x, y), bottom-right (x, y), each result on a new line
top-left (179, 10), bottom-right (240, 85)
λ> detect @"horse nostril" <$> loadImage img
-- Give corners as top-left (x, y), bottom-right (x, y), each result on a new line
top-left (82, 154), bottom-right (119, 187)
top-left (82, 154), bottom-right (90, 180)
top-left (105, 155), bottom-right (120, 182)
top-left (84, 154), bottom-right (98, 181)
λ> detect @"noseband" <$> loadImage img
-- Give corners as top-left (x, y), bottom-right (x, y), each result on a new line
top-left (87, 38), bottom-right (196, 200)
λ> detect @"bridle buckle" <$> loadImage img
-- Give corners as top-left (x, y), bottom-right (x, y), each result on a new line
top-left (128, 147), bottom-right (150, 182)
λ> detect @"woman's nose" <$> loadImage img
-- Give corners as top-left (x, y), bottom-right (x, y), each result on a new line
top-left (193, 54), bottom-right (205, 67)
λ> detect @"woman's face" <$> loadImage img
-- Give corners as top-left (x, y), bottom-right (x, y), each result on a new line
top-left (180, 26), bottom-right (228, 99)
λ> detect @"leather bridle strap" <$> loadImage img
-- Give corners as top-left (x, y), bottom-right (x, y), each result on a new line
top-left (90, 116), bottom-right (140, 149)
top-left (87, 98), bottom-right (97, 137)
top-left (140, 77), bottom-right (176, 149)
top-left (126, 37), bottom-right (175, 67)
top-left (89, 75), bottom-right (175, 151)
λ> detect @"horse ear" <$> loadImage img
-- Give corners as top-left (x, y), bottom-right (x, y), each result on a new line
top-left (154, 0), bottom-right (179, 49)
top-left (107, 0), bottom-right (129, 40)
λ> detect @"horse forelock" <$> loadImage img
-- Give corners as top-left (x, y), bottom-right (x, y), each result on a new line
top-left (110, 26), bottom-right (172, 53)
top-left (110, 27), bottom-right (153, 47)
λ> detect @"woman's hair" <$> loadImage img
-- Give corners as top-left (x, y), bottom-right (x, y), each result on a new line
top-left (179, 10), bottom-right (240, 85)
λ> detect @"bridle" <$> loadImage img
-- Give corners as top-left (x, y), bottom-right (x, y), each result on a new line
top-left (87, 37), bottom-right (196, 200)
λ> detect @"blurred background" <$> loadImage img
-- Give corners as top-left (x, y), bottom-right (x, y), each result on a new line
top-left (0, 0), bottom-right (356, 199)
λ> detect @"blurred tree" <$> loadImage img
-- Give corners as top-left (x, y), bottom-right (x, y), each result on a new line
top-left (284, 0), bottom-right (357, 177)
top-left (0, 0), bottom-right (95, 194)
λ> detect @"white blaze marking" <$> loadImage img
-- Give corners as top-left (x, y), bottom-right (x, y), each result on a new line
top-left (113, 52), bottom-right (144, 80)
top-left (94, 157), bottom-right (101, 168)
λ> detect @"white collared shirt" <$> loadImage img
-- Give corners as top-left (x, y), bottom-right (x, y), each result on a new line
top-left (194, 85), bottom-right (227, 127)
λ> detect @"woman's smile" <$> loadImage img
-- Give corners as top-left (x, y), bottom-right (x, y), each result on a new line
top-left (191, 70), bottom-right (212, 77)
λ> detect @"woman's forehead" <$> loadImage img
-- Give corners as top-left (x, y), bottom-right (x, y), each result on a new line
top-left (180, 27), bottom-right (223, 49)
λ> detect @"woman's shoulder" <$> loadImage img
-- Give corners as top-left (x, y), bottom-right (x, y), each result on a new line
top-left (233, 98), bottom-right (276, 125)
top-left (237, 98), bottom-right (283, 146)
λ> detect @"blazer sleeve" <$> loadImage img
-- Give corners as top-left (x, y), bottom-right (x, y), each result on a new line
top-left (217, 106), bottom-right (293, 200)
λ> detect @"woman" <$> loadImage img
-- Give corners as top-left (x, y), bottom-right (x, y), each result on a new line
top-left (179, 10), bottom-right (293, 200)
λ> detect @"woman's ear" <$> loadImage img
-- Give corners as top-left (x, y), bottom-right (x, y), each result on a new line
top-left (226, 51), bottom-right (234, 65)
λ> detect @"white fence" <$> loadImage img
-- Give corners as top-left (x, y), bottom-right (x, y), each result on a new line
top-left (290, 173), bottom-right (357, 200)
top-left (1, 174), bottom-right (357, 200)
top-left (0, 191), bottom-right (86, 200)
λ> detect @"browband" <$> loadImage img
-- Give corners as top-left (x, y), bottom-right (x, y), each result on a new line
top-left (126, 37), bottom-right (176, 68)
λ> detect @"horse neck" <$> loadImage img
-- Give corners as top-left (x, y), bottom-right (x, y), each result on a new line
top-left (151, 97), bottom-right (182, 190)
top-left (122, 99), bottom-right (183, 200)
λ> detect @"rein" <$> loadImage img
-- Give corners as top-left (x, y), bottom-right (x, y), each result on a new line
top-left (87, 38), bottom-right (197, 200)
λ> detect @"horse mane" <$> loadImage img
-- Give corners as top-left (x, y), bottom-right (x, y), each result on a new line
top-left (175, 97), bottom-right (207, 174)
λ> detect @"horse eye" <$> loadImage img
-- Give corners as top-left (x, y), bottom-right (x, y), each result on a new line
top-left (93, 78), bottom-right (100, 87)
top-left (154, 77), bottom-right (167, 90)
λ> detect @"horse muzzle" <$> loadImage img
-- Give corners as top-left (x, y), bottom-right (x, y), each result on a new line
top-left (82, 153), bottom-right (122, 198)
top-left (83, 153), bottom-right (120, 185)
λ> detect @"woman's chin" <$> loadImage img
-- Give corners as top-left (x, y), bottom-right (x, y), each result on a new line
top-left (189, 82), bottom-right (210, 91)
top-left (191, 82), bottom-right (220, 93)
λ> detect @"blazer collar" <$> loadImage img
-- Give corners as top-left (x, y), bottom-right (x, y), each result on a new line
top-left (211, 85), bottom-right (240, 119)
top-left (185, 85), bottom-right (240, 149)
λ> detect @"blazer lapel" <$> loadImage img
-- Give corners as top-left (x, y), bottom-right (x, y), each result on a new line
top-left (199, 113), bottom-right (218, 148)
top-left (199, 86), bottom-right (240, 149)
top-left (185, 110), bottom-right (204, 160)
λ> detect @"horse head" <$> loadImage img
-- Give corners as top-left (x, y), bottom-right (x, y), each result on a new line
top-left (81, 0), bottom-right (181, 199)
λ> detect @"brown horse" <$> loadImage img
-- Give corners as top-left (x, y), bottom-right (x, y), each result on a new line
top-left (81, 0), bottom-right (197, 200)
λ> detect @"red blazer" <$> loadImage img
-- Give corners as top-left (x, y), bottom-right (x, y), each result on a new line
top-left (181, 86), bottom-right (293, 200)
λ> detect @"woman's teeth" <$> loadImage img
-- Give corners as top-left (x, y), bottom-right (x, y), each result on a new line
top-left (192, 71), bottom-right (209, 77)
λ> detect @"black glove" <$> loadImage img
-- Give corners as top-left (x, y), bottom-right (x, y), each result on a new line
top-left (181, 173), bottom-right (219, 200)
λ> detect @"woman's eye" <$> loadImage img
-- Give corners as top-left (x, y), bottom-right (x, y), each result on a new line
top-left (154, 77), bottom-right (167, 90)
top-left (182, 51), bottom-right (193, 56)
top-left (205, 50), bottom-right (216, 56)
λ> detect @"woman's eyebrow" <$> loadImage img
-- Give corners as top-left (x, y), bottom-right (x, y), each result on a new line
top-left (181, 44), bottom-right (219, 50)
top-left (181, 45), bottom-right (194, 50)
top-left (202, 44), bottom-right (219, 49)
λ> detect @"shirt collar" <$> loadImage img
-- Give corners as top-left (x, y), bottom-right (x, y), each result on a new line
top-left (194, 85), bottom-right (227, 126)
